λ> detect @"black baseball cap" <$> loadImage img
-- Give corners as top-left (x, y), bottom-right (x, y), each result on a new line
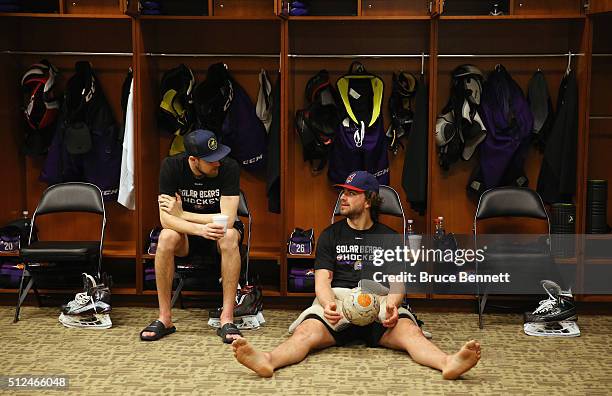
top-left (183, 129), bottom-right (231, 162)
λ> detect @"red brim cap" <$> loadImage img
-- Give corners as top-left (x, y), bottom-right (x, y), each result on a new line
top-left (333, 184), bottom-right (365, 192)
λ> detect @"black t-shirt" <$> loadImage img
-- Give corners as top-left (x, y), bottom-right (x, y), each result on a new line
top-left (315, 219), bottom-right (403, 289)
top-left (159, 153), bottom-right (240, 214)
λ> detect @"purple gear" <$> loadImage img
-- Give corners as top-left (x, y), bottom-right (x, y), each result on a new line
top-left (328, 117), bottom-right (390, 185)
top-left (479, 66), bottom-right (533, 190)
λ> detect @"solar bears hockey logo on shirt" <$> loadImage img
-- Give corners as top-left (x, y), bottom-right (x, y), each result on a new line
top-left (208, 137), bottom-right (218, 151)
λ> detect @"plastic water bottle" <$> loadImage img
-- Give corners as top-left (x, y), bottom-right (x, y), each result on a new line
top-left (21, 210), bottom-right (30, 248)
top-left (407, 219), bottom-right (415, 235)
top-left (437, 216), bottom-right (446, 236)
top-left (434, 216), bottom-right (446, 248)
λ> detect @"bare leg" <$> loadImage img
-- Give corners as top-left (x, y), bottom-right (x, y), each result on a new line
top-left (379, 318), bottom-right (481, 380)
top-left (141, 229), bottom-right (188, 338)
top-left (217, 228), bottom-right (241, 341)
top-left (232, 319), bottom-right (336, 377)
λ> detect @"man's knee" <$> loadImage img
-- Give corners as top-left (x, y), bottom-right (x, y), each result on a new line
top-left (293, 319), bottom-right (330, 345)
top-left (218, 228), bottom-right (240, 254)
top-left (396, 318), bottom-right (424, 338)
top-left (157, 229), bottom-right (183, 255)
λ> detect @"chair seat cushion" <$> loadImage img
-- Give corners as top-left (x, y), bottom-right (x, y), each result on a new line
top-left (480, 252), bottom-right (556, 294)
top-left (20, 241), bottom-right (100, 262)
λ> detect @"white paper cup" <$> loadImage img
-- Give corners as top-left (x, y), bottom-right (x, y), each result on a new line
top-left (212, 214), bottom-right (229, 233)
top-left (408, 234), bottom-right (422, 253)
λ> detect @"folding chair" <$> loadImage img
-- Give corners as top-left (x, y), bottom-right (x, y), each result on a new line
top-left (474, 186), bottom-right (552, 329)
top-left (171, 189), bottom-right (252, 308)
top-left (15, 182), bottom-right (105, 322)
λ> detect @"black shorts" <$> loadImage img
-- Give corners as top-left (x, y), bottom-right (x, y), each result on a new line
top-left (186, 219), bottom-right (244, 258)
top-left (304, 311), bottom-right (413, 348)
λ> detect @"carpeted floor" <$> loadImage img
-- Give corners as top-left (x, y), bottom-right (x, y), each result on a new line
top-left (1, 306), bottom-right (612, 395)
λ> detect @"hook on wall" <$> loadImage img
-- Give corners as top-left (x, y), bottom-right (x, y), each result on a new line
top-left (420, 52), bottom-right (425, 75)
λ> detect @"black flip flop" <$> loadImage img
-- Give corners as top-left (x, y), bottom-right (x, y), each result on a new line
top-left (140, 319), bottom-right (176, 341)
top-left (217, 322), bottom-right (242, 344)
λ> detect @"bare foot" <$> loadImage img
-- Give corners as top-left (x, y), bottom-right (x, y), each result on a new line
top-left (232, 338), bottom-right (274, 377)
top-left (442, 340), bottom-right (481, 380)
top-left (141, 318), bottom-right (174, 339)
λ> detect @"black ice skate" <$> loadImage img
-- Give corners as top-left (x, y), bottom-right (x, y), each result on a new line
top-left (59, 273), bottom-right (112, 329)
top-left (524, 280), bottom-right (576, 323)
top-left (523, 280), bottom-right (579, 337)
top-left (208, 284), bottom-right (265, 330)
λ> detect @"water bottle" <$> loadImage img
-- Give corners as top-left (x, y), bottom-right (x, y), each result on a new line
top-left (438, 216), bottom-right (446, 236)
top-left (22, 210), bottom-right (31, 246)
top-left (407, 219), bottom-right (415, 235)
top-left (434, 216), bottom-right (446, 249)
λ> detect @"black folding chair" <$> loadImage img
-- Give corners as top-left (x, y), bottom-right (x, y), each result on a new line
top-left (474, 186), bottom-right (551, 329)
top-left (15, 182), bottom-right (106, 322)
top-left (171, 189), bottom-right (252, 308)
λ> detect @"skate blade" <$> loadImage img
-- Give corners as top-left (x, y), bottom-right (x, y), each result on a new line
top-left (256, 311), bottom-right (266, 326)
top-left (523, 321), bottom-right (580, 337)
top-left (58, 313), bottom-right (112, 329)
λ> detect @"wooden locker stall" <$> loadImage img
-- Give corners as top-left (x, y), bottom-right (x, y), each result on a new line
top-left (0, 16), bottom-right (26, 227)
top-left (0, 9), bottom-right (138, 294)
top-left (283, 1), bottom-right (433, 296)
top-left (432, 17), bottom-right (588, 235)
top-left (583, 14), bottom-right (612, 301)
top-left (135, 9), bottom-right (283, 296)
top-left (431, 3), bottom-right (588, 299)
top-left (2, 0), bottom-right (612, 305)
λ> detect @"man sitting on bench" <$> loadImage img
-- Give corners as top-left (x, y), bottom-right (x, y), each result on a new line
top-left (140, 129), bottom-right (243, 344)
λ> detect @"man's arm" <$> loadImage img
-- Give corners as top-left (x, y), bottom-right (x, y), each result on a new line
top-left (315, 269), bottom-right (343, 325)
top-left (386, 291), bottom-right (405, 309)
top-left (159, 194), bottom-right (239, 225)
top-left (312, 227), bottom-right (342, 324)
top-left (180, 195), bottom-right (239, 225)
top-left (159, 207), bottom-right (205, 236)
top-left (314, 269), bottom-right (336, 307)
top-left (382, 259), bottom-right (407, 327)
top-left (387, 270), bottom-right (406, 307)
top-left (386, 253), bottom-right (407, 308)
top-left (158, 195), bottom-right (227, 240)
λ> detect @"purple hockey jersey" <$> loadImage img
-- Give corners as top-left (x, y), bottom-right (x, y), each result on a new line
top-left (328, 116), bottom-right (390, 185)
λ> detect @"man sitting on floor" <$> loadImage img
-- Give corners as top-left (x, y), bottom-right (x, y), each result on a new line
top-left (140, 129), bottom-right (243, 343)
top-left (232, 171), bottom-right (481, 379)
